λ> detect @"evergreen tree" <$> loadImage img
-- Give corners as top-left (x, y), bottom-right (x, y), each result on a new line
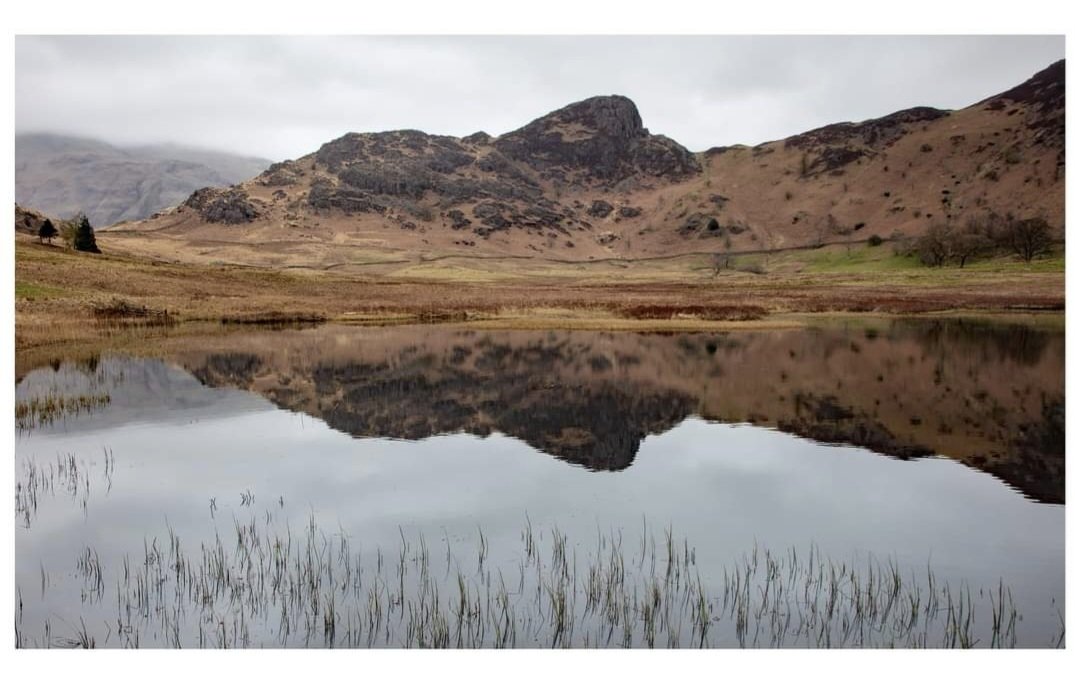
top-left (38, 218), bottom-right (58, 244)
top-left (73, 214), bottom-right (101, 253)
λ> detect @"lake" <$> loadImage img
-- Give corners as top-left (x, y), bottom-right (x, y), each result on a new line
top-left (13, 317), bottom-right (1065, 648)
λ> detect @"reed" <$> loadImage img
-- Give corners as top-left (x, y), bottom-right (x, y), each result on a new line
top-left (15, 512), bottom-right (1058, 649)
top-left (15, 450), bottom-right (113, 527)
top-left (15, 392), bottom-right (111, 430)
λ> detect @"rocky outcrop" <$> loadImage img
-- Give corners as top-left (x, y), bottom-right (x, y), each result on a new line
top-left (462, 131), bottom-right (493, 145)
top-left (471, 200), bottom-right (567, 237)
top-left (587, 200), bottom-right (614, 218)
top-left (314, 130), bottom-right (474, 174)
top-left (785, 107), bottom-right (950, 151)
top-left (307, 179), bottom-right (387, 215)
top-left (183, 187), bottom-right (261, 224)
top-left (446, 209), bottom-right (472, 230)
top-left (985, 59), bottom-right (1065, 111)
top-left (982, 59), bottom-right (1065, 149)
top-left (309, 129), bottom-right (555, 228)
top-left (258, 160), bottom-right (303, 187)
top-left (15, 204), bottom-right (54, 235)
top-left (494, 95), bottom-right (700, 183)
top-left (678, 213), bottom-right (722, 237)
top-left (784, 106), bottom-right (950, 176)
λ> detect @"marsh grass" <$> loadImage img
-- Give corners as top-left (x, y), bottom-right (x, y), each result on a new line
top-left (15, 511), bottom-right (1057, 649)
top-left (91, 297), bottom-right (174, 326)
top-left (219, 311), bottom-right (327, 326)
top-left (14, 450), bottom-right (114, 528)
top-left (15, 392), bottom-right (112, 430)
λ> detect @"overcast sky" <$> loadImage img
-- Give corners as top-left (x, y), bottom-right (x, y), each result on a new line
top-left (15, 35), bottom-right (1065, 161)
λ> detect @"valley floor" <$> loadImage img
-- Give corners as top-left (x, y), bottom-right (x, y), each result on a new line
top-left (13, 234), bottom-right (1065, 364)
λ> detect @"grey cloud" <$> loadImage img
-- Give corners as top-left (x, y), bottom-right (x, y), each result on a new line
top-left (15, 35), bottom-right (1064, 161)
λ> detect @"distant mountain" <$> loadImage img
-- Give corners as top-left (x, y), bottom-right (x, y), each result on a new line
top-left (15, 133), bottom-right (271, 227)
top-left (110, 60), bottom-right (1064, 267)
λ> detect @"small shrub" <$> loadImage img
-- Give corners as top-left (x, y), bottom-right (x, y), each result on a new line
top-left (867, 234), bottom-right (884, 247)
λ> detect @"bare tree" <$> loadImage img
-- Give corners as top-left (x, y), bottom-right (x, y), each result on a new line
top-left (914, 221), bottom-right (954, 267)
top-left (949, 215), bottom-right (995, 268)
top-left (1002, 216), bottom-right (1053, 262)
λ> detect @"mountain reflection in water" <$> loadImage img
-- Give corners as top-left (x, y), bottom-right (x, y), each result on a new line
top-left (127, 318), bottom-right (1064, 504)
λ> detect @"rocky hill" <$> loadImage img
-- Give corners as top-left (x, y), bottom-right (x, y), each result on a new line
top-left (14, 203), bottom-right (55, 236)
top-left (15, 133), bottom-right (270, 227)
top-left (106, 60), bottom-right (1064, 268)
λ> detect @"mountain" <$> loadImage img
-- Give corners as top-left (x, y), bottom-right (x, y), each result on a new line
top-left (107, 60), bottom-right (1064, 268)
top-left (15, 133), bottom-right (271, 227)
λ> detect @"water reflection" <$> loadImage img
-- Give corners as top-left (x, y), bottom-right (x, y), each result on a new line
top-left (112, 319), bottom-right (1064, 502)
top-left (12, 317), bottom-right (1066, 647)
top-left (16, 319), bottom-right (1066, 500)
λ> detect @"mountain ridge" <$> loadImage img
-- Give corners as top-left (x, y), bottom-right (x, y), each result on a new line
top-left (102, 59), bottom-right (1065, 268)
top-left (15, 133), bottom-right (271, 227)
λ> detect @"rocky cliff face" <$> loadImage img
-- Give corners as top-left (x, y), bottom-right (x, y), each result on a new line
top-left (493, 95), bottom-right (700, 184)
top-left (110, 60), bottom-right (1065, 265)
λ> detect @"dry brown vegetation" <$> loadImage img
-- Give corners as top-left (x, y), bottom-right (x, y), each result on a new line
top-left (619, 304), bottom-right (767, 321)
top-left (14, 235), bottom-right (1064, 358)
top-left (90, 297), bottom-right (175, 323)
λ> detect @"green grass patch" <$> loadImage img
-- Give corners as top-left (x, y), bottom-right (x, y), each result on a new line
top-left (803, 245), bottom-right (923, 274)
top-left (15, 281), bottom-right (66, 300)
top-left (802, 244), bottom-right (1065, 276)
top-left (960, 252), bottom-right (1065, 274)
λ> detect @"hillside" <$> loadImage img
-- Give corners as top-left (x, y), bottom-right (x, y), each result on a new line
top-left (100, 60), bottom-right (1064, 270)
top-left (15, 133), bottom-right (271, 227)
top-left (14, 203), bottom-right (56, 236)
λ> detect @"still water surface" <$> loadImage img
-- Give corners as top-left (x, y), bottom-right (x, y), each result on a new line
top-left (13, 318), bottom-right (1065, 647)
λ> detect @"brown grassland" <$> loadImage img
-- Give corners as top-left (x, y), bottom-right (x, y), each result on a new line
top-left (14, 233), bottom-right (1064, 369)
